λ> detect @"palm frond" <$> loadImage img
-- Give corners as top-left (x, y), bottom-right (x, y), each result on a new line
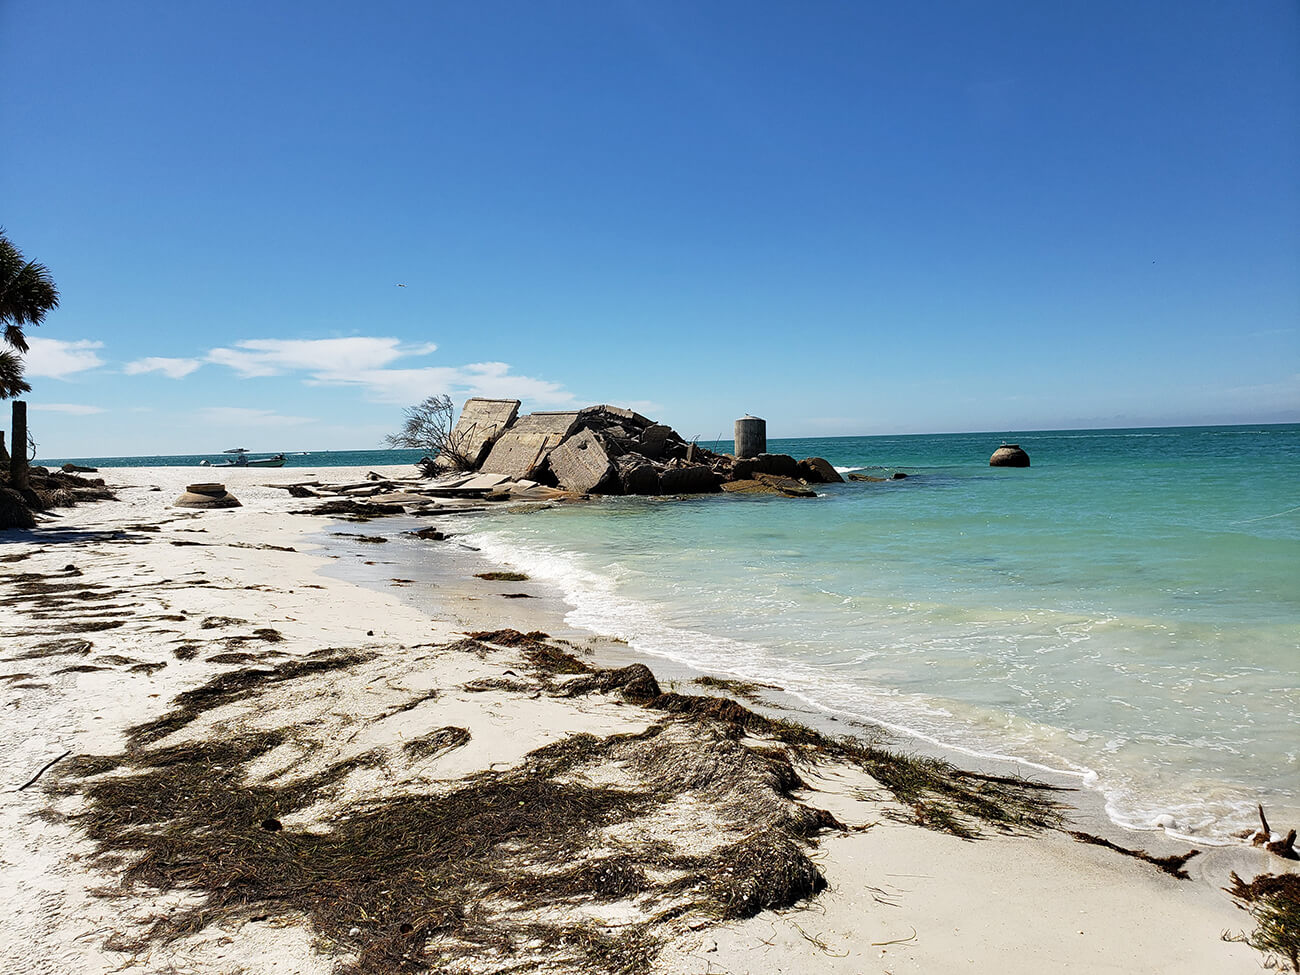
top-left (0, 230), bottom-right (60, 351)
top-left (0, 348), bottom-right (32, 400)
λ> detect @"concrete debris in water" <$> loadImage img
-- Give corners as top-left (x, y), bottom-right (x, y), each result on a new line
top-left (429, 400), bottom-right (843, 498)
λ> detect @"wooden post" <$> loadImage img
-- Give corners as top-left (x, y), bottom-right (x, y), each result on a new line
top-left (10, 400), bottom-right (28, 489)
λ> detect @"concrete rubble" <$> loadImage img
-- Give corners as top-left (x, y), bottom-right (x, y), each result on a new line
top-left (423, 400), bottom-right (845, 499)
top-left (443, 397), bottom-right (521, 469)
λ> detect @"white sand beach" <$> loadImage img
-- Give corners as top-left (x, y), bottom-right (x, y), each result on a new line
top-left (0, 465), bottom-right (1287, 974)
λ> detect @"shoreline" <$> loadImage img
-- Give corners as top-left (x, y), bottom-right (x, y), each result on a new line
top-left (0, 465), bottom-right (1287, 973)
top-left (321, 502), bottom-right (1255, 853)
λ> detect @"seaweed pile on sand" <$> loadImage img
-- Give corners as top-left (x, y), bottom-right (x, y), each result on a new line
top-left (1226, 872), bottom-right (1300, 972)
top-left (49, 631), bottom-right (1062, 974)
top-left (0, 463), bottom-right (115, 530)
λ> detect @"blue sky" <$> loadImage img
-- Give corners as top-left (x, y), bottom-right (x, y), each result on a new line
top-left (3, 1), bottom-right (1297, 457)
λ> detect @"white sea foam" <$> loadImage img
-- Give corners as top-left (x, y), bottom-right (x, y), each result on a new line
top-left (462, 524), bottom-right (1270, 844)
top-left (457, 425), bottom-right (1300, 844)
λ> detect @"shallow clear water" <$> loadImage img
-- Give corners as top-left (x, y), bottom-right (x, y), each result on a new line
top-left (461, 425), bottom-right (1300, 841)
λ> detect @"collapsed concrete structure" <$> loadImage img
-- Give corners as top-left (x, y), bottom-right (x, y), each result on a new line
top-left (433, 400), bottom-right (843, 499)
top-left (443, 398), bottom-right (522, 469)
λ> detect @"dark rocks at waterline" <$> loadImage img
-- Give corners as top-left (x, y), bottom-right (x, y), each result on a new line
top-left (460, 400), bottom-right (838, 499)
top-left (989, 444), bottom-right (1031, 468)
top-left (798, 457), bottom-right (844, 484)
top-left (847, 472), bottom-right (909, 482)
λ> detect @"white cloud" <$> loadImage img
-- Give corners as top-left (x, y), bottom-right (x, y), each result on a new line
top-left (325, 363), bottom-right (577, 407)
top-left (196, 407), bottom-right (314, 427)
top-left (124, 356), bottom-right (202, 379)
top-left (204, 336), bottom-right (576, 408)
top-left (22, 338), bottom-right (105, 379)
top-left (206, 338), bottom-right (438, 378)
top-left (30, 403), bottom-right (107, 415)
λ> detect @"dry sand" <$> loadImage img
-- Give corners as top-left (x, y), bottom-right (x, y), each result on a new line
top-left (0, 465), bottom-right (1286, 974)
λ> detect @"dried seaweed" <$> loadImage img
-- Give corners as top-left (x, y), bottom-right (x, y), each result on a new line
top-left (128, 650), bottom-right (372, 746)
top-left (1226, 872), bottom-right (1300, 971)
top-left (467, 628), bottom-right (551, 647)
top-left (1065, 829), bottom-right (1199, 878)
top-left (401, 726), bottom-right (470, 760)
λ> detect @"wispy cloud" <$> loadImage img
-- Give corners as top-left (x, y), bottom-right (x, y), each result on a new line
top-left (22, 338), bottom-right (105, 379)
top-left (30, 403), bottom-right (107, 415)
top-left (206, 338), bottom-right (438, 379)
top-left (124, 356), bottom-right (202, 379)
top-left (204, 337), bottom-right (576, 407)
top-left (197, 407), bottom-right (315, 427)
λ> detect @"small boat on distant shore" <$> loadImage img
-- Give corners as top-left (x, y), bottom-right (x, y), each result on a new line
top-left (200, 453), bottom-right (287, 468)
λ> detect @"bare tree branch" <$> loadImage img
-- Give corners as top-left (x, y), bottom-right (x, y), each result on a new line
top-left (383, 395), bottom-right (476, 474)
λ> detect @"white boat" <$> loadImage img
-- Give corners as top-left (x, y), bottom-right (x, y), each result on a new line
top-left (200, 453), bottom-right (287, 468)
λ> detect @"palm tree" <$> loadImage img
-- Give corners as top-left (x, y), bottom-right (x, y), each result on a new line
top-left (0, 229), bottom-right (60, 399)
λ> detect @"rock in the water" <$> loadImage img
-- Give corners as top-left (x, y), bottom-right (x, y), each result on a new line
top-left (658, 464), bottom-right (719, 494)
top-left (753, 473), bottom-right (817, 497)
top-left (733, 453), bottom-right (801, 480)
top-left (797, 457), bottom-right (843, 483)
top-left (989, 444), bottom-right (1030, 468)
top-left (720, 479), bottom-right (782, 496)
top-left (174, 483), bottom-right (241, 509)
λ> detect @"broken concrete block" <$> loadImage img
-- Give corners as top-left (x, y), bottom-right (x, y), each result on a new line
top-left (658, 464), bottom-right (719, 494)
top-left (481, 411), bottom-right (582, 478)
top-left (636, 424), bottom-right (679, 459)
top-left (614, 454), bottom-right (661, 495)
top-left (797, 457), bottom-right (844, 483)
top-left (546, 428), bottom-right (616, 494)
top-left (733, 453), bottom-right (801, 480)
top-left (445, 398), bottom-right (520, 469)
top-left (753, 473), bottom-right (817, 497)
top-left (579, 404), bottom-right (652, 428)
top-left (720, 479), bottom-right (782, 496)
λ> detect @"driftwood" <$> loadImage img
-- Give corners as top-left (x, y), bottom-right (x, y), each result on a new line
top-left (18, 750), bottom-right (71, 791)
top-left (1251, 805), bottom-right (1299, 860)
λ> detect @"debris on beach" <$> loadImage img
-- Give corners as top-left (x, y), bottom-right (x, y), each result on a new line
top-left (173, 482), bottom-right (241, 509)
top-left (415, 398), bottom-right (845, 499)
top-left (0, 464), bottom-right (115, 530)
top-left (1244, 805), bottom-right (1300, 861)
top-left (49, 632), bottom-right (1062, 975)
top-left (1226, 872), bottom-right (1300, 971)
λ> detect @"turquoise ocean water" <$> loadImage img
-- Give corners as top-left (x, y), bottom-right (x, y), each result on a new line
top-left (45, 425), bottom-right (1299, 840)
top-left (459, 424), bottom-right (1299, 842)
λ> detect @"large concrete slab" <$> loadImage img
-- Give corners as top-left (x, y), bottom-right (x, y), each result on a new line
top-left (445, 398), bottom-right (520, 469)
top-left (579, 404), bottom-right (651, 428)
top-left (480, 411), bottom-right (581, 478)
top-left (546, 428), bottom-right (615, 493)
